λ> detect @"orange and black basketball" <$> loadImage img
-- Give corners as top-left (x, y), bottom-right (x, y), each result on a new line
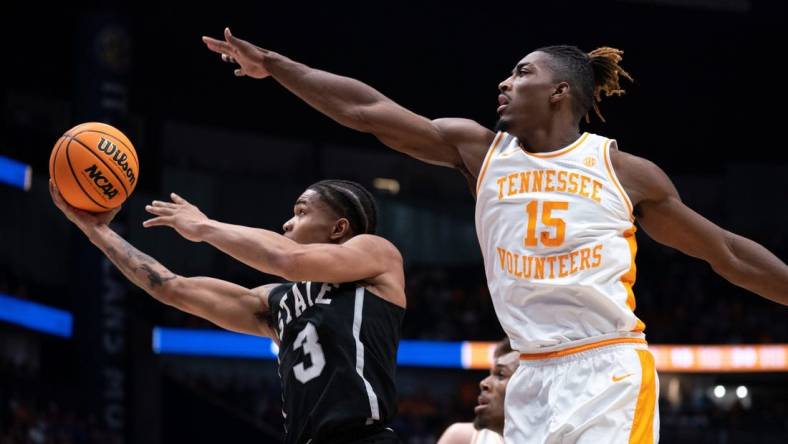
top-left (49, 122), bottom-right (139, 212)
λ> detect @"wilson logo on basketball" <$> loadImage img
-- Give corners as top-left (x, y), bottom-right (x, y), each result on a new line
top-left (83, 164), bottom-right (119, 200)
top-left (583, 157), bottom-right (597, 167)
top-left (97, 137), bottom-right (137, 186)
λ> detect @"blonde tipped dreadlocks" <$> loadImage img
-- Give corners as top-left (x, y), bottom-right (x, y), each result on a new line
top-left (587, 47), bottom-right (633, 122)
top-left (535, 45), bottom-right (634, 123)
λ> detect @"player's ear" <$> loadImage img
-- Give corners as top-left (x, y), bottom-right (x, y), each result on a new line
top-left (329, 218), bottom-right (351, 241)
top-left (550, 81), bottom-right (570, 104)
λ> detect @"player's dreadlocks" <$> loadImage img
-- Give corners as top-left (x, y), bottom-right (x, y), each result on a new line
top-left (536, 45), bottom-right (633, 123)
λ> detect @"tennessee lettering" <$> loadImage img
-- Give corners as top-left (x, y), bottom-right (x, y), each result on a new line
top-left (495, 169), bottom-right (603, 203)
top-left (496, 245), bottom-right (603, 280)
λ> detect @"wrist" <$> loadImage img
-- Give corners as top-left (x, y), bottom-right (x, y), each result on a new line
top-left (195, 218), bottom-right (220, 243)
top-left (262, 51), bottom-right (290, 76)
top-left (87, 223), bottom-right (112, 245)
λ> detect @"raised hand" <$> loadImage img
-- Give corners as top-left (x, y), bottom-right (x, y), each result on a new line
top-left (49, 180), bottom-right (120, 233)
top-left (143, 193), bottom-right (210, 242)
top-left (202, 27), bottom-right (271, 79)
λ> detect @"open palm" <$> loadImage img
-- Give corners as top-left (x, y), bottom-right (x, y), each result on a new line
top-left (143, 193), bottom-right (209, 242)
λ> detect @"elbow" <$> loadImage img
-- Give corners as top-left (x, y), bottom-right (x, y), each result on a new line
top-left (708, 234), bottom-right (745, 284)
top-left (343, 102), bottom-right (388, 134)
top-left (266, 248), bottom-right (300, 282)
top-left (150, 276), bottom-right (185, 308)
top-left (336, 105), bottom-right (372, 133)
top-left (271, 248), bottom-right (307, 282)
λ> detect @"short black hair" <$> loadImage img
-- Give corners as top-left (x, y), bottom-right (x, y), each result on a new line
top-left (535, 45), bottom-right (633, 122)
top-left (493, 337), bottom-right (513, 358)
top-left (308, 180), bottom-right (378, 235)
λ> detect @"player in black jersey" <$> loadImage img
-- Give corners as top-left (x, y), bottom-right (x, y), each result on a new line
top-left (49, 178), bottom-right (405, 444)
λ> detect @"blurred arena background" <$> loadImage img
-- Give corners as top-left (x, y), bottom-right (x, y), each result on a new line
top-left (1, 1), bottom-right (787, 443)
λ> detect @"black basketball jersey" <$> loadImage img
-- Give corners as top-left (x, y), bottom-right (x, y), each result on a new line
top-left (268, 281), bottom-right (404, 444)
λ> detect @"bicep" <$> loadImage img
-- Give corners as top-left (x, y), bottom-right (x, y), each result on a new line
top-left (637, 194), bottom-right (732, 264)
top-left (629, 157), bottom-right (731, 265)
top-left (169, 277), bottom-right (272, 337)
top-left (361, 102), bottom-right (492, 170)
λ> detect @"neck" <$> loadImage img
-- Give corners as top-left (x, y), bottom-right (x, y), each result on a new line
top-left (513, 117), bottom-right (581, 154)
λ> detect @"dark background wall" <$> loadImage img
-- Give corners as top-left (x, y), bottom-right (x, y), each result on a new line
top-left (1, 1), bottom-right (787, 443)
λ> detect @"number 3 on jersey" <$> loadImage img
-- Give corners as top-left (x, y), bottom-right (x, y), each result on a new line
top-left (293, 322), bottom-right (326, 383)
top-left (524, 200), bottom-right (569, 247)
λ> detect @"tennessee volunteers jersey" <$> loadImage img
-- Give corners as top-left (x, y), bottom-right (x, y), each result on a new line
top-left (475, 131), bottom-right (645, 353)
top-left (471, 428), bottom-right (504, 444)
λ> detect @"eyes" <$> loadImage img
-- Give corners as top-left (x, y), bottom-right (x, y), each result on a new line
top-left (494, 370), bottom-right (510, 380)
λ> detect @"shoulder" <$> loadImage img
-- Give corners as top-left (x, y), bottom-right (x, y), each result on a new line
top-left (609, 146), bottom-right (678, 209)
top-left (345, 234), bottom-right (403, 262)
top-left (251, 283), bottom-right (286, 304)
top-left (437, 422), bottom-right (476, 444)
top-left (433, 118), bottom-right (496, 172)
top-left (432, 118), bottom-right (493, 141)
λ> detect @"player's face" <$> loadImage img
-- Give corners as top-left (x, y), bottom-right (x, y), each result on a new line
top-left (496, 51), bottom-right (559, 133)
top-left (282, 189), bottom-right (341, 244)
top-left (473, 351), bottom-right (519, 432)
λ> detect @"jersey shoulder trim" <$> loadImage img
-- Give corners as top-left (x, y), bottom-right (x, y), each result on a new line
top-left (475, 132), bottom-right (506, 196)
top-left (602, 138), bottom-right (635, 221)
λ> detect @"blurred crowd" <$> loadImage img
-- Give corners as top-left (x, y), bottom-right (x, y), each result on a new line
top-left (0, 362), bottom-right (114, 444)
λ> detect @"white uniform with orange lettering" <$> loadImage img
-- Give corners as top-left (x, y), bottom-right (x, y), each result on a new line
top-left (475, 132), bottom-right (659, 443)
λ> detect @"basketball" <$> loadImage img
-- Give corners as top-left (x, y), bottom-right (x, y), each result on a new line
top-left (49, 122), bottom-right (139, 212)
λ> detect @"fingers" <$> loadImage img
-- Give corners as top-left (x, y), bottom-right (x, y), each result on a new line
top-left (151, 200), bottom-right (177, 208)
top-left (224, 27), bottom-right (236, 44)
top-left (49, 180), bottom-right (67, 209)
top-left (142, 217), bottom-right (172, 228)
top-left (221, 54), bottom-right (236, 64)
top-left (145, 204), bottom-right (174, 216)
top-left (202, 36), bottom-right (232, 54)
top-left (170, 192), bottom-right (188, 204)
top-left (234, 68), bottom-right (246, 77)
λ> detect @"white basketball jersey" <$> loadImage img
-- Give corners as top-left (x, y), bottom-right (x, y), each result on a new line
top-left (475, 132), bottom-right (645, 353)
top-left (471, 428), bottom-right (504, 444)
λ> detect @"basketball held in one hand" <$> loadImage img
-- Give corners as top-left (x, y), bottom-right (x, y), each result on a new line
top-left (49, 122), bottom-right (139, 212)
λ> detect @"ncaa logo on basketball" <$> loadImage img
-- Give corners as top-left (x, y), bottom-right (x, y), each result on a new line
top-left (82, 164), bottom-right (119, 200)
top-left (98, 137), bottom-right (137, 185)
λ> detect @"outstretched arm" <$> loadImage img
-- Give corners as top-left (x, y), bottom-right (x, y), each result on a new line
top-left (613, 152), bottom-right (788, 305)
top-left (49, 181), bottom-right (275, 337)
top-left (143, 193), bottom-right (403, 285)
top-left (202, 28), bottom-right (494, 175)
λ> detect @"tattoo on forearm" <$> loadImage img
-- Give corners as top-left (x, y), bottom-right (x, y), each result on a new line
top-left (102, 230), bottom-right (177, 292)
top-left (140, 263), bottom-right (177, 288)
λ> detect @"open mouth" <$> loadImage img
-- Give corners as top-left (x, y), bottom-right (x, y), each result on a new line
top-left (475, 395), bottom-right (490, 412)
top-left (497, 94), bottom-right (510, 114)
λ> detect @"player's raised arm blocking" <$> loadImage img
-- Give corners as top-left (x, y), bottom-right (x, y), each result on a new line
top-left (202, 28), bottom-right (494, 179)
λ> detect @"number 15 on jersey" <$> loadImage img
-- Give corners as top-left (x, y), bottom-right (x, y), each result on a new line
top-left (524, 200), bottom-right (569, 248)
